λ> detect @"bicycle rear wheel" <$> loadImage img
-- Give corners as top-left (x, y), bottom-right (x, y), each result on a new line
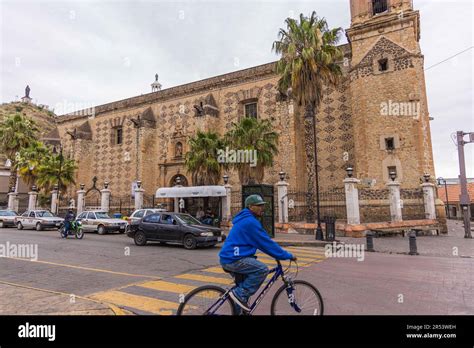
top-left (176, 285), bottom-right (236, 315)
top-left (271, 280), bottom-right (324, 315)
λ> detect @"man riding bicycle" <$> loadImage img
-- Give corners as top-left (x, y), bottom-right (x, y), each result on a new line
top-left (219, 194), bottom-right (297, 313)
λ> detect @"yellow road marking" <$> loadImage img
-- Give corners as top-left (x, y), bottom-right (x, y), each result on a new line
top-left (139, 280), bottom-right (196, 295)
top-left (286, 248), bottom-right (327, 256)
top-left (287, 247), bottom-right (327, 254)
top-left (174, 274), bottom-right (233, 285)
top-left (90, 290), bottom-right (179, 315)
top-left (3, 257), bottom-right (159, 279)
top-left (202, 267), bottom-right (227, 274)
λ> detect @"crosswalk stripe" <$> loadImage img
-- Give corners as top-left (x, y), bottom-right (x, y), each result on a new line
top-left (90, 290), bottom-right (179, 315)
top-left (202, 266), bottom-right (227, 274)
top-left (286, 248), bottom-right (327, 256)
top-left (138, 280), bottom-right (197, 295)
top-left (174, 273), bottom-right (233, 285)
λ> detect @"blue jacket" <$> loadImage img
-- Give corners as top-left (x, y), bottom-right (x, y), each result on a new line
top-left (219, 208), bottom-right (294, 264)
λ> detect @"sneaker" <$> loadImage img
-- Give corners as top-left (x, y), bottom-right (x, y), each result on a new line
top-left (229, 290), bottom-right (251, 312)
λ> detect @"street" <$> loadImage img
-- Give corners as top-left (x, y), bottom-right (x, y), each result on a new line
top-left (0, 227), bottom-right (472, 315)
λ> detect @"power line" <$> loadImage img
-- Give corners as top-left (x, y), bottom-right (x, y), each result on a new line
top-left (425, 46), bottom-right (474, 71)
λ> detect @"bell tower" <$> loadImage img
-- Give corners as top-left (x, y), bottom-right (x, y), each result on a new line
top-left (346, 0), bottom-right (435, 189)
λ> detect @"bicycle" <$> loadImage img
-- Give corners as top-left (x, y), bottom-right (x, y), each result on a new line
top-left (176, 259), bottom-right (323, 315)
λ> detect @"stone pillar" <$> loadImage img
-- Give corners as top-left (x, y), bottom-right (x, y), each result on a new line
top-left (7, 188), bottom-right (18, 212)
top-left (387, 181), bottom-right (402, 222)
top-left (51, 186), bottom-right (59, 214)
top-left (134, 181), bottom-right (145, 211)
top-left (221, 175), bottom-right (232, 222)
top-left (421, 182), bottom-right (436, 220)
top-left (101, 182), bottom-right (111, 213)
top-left (344, 177), bottom-right (361, 225)
top-left (77, 184), bottom-right (86, 214)
top-left (28, 186), bottom-right (38, 211)
top-left (277, 176), bottom-right (289, 223)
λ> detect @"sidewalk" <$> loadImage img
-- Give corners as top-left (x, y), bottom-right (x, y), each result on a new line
top-left (275, 220), bottom-right (474, 258)
top-left (0, 281), bottom-right (120, 315)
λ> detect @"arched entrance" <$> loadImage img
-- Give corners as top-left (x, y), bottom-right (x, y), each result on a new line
top-left (84, 177), bottom-right (101, 210)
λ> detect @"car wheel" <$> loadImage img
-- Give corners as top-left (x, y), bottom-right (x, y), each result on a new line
top-left (36, 222), bottom-right (43, 231)
top-left (17, 222), bottom-right (23, 230)
top-left (134, 231), bottom-right (147, 246)
top-left (183, 234), bottom-right (197, 250)
top-left (97, 225), bottom-right (106, 235)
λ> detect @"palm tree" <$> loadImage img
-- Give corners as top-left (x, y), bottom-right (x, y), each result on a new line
top-left (273, 11), bottom-right (343, 225)
top-left (185, 130), bottom-right (225, 186)
top-left (0, 113), bottom-right (39, 190)
top-left (36, 151), bottom-right (77, 194)
top-left (225, 117), bottom-right (279, 185)
top-left (15, 141), bottom-right (50, 187)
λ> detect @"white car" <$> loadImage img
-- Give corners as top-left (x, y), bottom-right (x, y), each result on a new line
top-left (16, 210), bottom-right (64, 231)
top-left (76, 211), bottom-right (128, 235)
top-left (127, 208), bottom-right (168, 225)
top-left (0, 210), bottom-right (19, 228)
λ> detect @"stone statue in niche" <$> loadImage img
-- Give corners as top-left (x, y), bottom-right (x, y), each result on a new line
top-left (175, 142), bottom-right (183, 158)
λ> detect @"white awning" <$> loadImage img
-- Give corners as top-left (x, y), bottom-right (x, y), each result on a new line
top-left (155, 185), bottom-right (227, 198)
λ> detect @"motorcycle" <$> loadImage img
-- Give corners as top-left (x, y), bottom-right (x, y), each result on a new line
top-left (59, 220), bottom-right (84, 239)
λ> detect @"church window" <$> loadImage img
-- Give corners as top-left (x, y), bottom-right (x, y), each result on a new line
top-left (113, 127), bottom-right (123, 145)
top-left (372, 0), bottom-right (388, 15)
top-left (385, 137), bottom-right (395, 150)
top-left (378, 58), bottom-right (389, 72)
top-left (244, 102), bottom-right (258, 118)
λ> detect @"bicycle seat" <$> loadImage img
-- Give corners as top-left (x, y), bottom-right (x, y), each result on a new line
top-left (223, 269), bottom-right (247, 285)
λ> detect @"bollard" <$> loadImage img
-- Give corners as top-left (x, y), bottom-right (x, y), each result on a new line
top-left (409, 230), bottom-right (419, 255)
top-left (366, 231), bottom-right (375, 252)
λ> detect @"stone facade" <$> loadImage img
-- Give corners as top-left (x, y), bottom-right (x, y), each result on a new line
top-left (54, 0), bottom-right (435, 202)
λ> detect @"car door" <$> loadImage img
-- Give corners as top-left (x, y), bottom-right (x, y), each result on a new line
top-left (86, 212), bottom-right (98, 232)
top-left (140, 213), bottom-right (161, 240)
top-left (158, 214), bottom-right (181, 242)
top-left (28, 211), bottom-right (36, 228)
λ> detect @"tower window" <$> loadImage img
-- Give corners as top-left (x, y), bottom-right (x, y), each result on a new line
top-left (244, 102), bottom-right (258, 118)
top-left (372, 0), bottom-right (388, 15)
top-left (378, 58), bottom-right (389, 72)
top-left (114, 127), bottom-right (123, 145)
top-left (385, 137), bottom-right (395, 150)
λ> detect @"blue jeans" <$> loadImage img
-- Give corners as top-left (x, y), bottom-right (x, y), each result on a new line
top-left (221, 257), bottom-right (269, 303)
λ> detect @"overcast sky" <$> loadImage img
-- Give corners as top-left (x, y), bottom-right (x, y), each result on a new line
top-left (0, 0), bottom-right (473, 178)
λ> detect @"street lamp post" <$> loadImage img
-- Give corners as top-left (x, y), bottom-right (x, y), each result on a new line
top-left (304, 105), bottom-right (324, 241)
top-left (437, 177), bottom-right (450, 219)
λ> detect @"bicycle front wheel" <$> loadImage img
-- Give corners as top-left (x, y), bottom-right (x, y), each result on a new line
top-left (271, 280), bottom-right (324, 315)
top-left (176, 285), bottom-right (236, 316)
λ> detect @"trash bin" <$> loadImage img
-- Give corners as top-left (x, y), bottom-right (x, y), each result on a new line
top-left (113, 213), bottom-right (122, 219)
top-left (324, 216), bottom-right (336, 241)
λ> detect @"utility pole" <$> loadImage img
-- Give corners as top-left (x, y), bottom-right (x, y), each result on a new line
top-left (456, 131), bottom-right (473, 238)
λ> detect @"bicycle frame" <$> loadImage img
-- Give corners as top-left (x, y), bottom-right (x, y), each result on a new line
top-left (205, 261), bottom-right (300, 315)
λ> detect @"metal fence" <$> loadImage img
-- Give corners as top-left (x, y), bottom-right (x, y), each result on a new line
top-left (287, 188), bottom-right (347, 223)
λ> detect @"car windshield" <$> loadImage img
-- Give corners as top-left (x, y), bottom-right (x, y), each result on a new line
top-left (95, 212), bottom-right (111, 219)
top-left (0, 211), bottom-right (16, 216)
top-left (176, 214), bottom-right (202, 225)
top-left (37, 211), bottom-right (54, 217)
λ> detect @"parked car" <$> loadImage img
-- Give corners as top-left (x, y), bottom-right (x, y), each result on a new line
top-left (0, 210), bottom-right (19, 228)
top-left (15, 210), bottom-right (64, 231)
top-left (127, 208), bottom-right (168, 225)
top-left (76, 211), bottom-right (128, 234)
top-left (127, 212), bottom-right (226, 249)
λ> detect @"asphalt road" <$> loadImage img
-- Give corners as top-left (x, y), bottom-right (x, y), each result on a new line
top-left (0, 226), bottom-right (472, 315)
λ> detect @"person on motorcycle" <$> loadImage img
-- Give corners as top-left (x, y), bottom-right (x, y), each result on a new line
top-left (64, 209), bottom-right (75, 235)
top-left (219, 194), bottom-right (296, 313)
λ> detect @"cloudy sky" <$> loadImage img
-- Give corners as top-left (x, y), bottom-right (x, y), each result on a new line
top-left (0, 0), bottom-right (473, 178)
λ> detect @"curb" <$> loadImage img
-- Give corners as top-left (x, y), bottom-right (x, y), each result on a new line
top-left (275, 240), bottom-right (343, 248)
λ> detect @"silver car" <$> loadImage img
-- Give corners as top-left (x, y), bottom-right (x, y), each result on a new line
top-left (127, 208), bottom-right (168, 225)
top-left (0, 210), bottom-right (19, 228)
top-left (76, 211), bottom-right (128, 235)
